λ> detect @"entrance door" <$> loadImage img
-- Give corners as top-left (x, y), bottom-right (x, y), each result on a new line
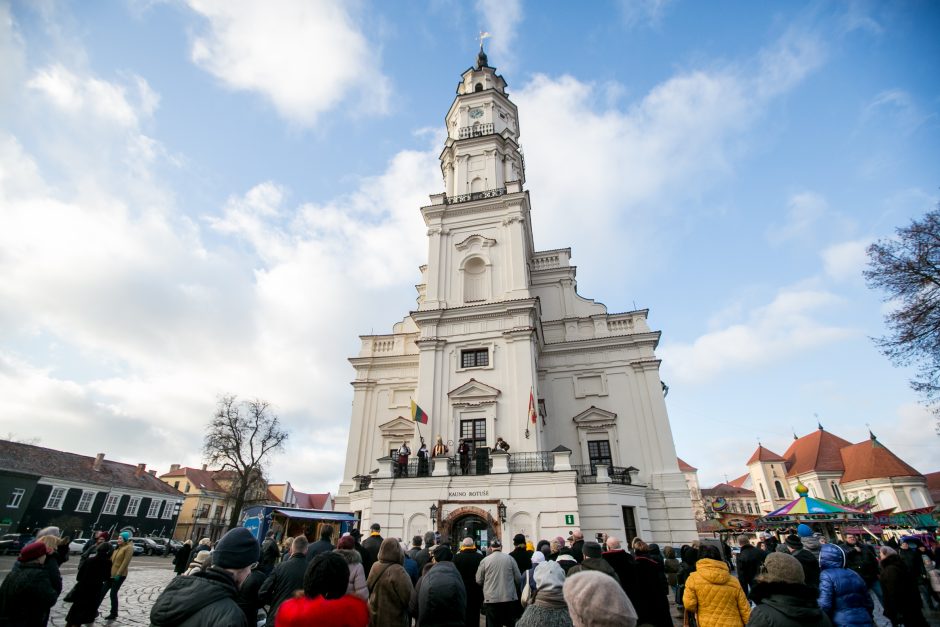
top-left (451, 514), bottom-right (492, 549)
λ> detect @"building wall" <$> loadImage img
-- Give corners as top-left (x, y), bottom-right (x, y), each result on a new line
top-left (0, 471), bottom-right (39, 534)
top-left (18, 482), bottom-right (180, 538)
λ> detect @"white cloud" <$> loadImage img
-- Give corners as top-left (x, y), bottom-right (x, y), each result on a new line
top-left (881, 403), bottom-right (940, 474)
top-left (476, 0), bottom-right (522, 68)
top-left (661, 288), bottom-right (857, 384)
top-left (185, 0), bottom-right (390, 126)
top-left (767, 191), bottom-right (830, 244)
top-left (618, 0), bottom-right (674, 29)
top-left (822, 239), bottom-right (871, 282)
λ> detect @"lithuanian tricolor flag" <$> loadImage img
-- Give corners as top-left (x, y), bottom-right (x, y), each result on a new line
top-left (410, 400), bottom-right (429, 424)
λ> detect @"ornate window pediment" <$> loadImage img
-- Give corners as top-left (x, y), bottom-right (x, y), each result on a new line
top-left (455, 234), bottom-right (497, 252)
top-left (572, 406), bottom-right (617, 429)
top-left (448, 378), bottom-right (501, 406)
top-left (378, 416), bottom-right (417, 440)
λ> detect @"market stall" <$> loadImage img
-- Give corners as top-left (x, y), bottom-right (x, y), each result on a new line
top-left (757, 483), bottom-right (871, 538)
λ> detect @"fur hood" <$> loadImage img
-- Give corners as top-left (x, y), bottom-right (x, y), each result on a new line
top-left (749, 580), bottom-right (820, 604)
top-left (335, 548), bottom-right (362, 565)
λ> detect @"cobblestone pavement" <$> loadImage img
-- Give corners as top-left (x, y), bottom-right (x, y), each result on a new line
top-left (1, 554), bottom-right (176, 626)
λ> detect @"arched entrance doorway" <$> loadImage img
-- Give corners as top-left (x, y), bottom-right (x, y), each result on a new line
top-left (440, 505), bottom-right (501, 549)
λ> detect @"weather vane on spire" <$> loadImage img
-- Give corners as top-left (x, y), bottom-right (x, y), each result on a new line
top-left (479, 30), bottom-right (491, 50)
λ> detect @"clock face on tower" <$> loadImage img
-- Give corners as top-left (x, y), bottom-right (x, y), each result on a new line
top-left (469, 108), bottom-right (484, 119)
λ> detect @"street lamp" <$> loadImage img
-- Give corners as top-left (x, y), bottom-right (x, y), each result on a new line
top-left (429, 503), bottom-right (438, 529)
top-left (497, 502), bottom-right (507, 523)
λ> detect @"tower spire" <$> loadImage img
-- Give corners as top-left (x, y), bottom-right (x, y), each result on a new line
top-left (477, 31), bottom-right (491, 69)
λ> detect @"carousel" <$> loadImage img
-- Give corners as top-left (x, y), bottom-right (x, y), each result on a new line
top-left (758, 482), bottom-right (871, 538)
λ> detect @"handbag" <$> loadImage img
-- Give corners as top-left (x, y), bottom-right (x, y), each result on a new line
top-left (683, 610), bottom-right (697, 627)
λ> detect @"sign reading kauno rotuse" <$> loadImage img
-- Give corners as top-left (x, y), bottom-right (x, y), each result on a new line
top-left (448, 490), bottom-right (489, 498)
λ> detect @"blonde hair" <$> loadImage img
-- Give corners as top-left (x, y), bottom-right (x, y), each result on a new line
top-left (631, 537), bottom-right (648, 552)
top-left (39, 536), bottom-right (57, 552)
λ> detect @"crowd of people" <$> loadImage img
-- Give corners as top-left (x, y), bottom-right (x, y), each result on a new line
top-left (0, 521), bottom-right (937, 627)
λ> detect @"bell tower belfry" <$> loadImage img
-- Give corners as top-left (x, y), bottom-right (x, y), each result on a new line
top-left (441, 46), bottom-right (525, 199)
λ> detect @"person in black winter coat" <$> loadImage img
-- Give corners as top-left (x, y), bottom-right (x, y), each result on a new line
top-left (569, 531), bottom-right (585, 563)
top-left (676, 545), bottom-right (698, 610)
top-left (258, 536), bottom-right (309, 627)
top-left (735, 535), bottom-right (766, 598)
top-left (632, 538), bottom-right (673, 627)
top-left (360, 524), bottom-right (383, 577)
top-left (409, 545), bottom-right (467, 627)
top-left (602, 537), bottom-right (638, 606)
top-left (305, 525), bottom-right (335, 564)
top-left (415, 531), bottom-right (436, 573)
top-left (150, 527), bottom-right (261, 627)
top-left (453, 538), bottom-right (484, 627)
top-left (784, 534), bottom-right (820, 588)
top-left (65, 542), bottom-right (112, 627)
top-left (237, 563), bottom-right (267, 625)
top-left (747, 552), bottom-right (833, 627)
top-left (879, 546), bottom-right (928, 627)
top-left (174, 540), bottom-right (194, 576)
top-left (509, 534), bottom-right (533, 576)
top-left (0, 542), bottom-right (60, 627)
top-left (841, 534), bottom-right (879, 588)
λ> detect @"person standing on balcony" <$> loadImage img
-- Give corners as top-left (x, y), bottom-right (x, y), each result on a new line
top-left (492, 437), bottom-right (510, 453)
top-left (397, 441), bottom-right (411, 477)
top-left (458, 439), bottom-right (472, 475)
top-left (432, 435), bottom-right (449, 457)
top-left (418, 438), bottom-right (430, 476)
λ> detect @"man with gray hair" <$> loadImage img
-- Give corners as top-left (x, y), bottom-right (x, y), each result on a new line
top-left (602, 536), bottom-right (636, 601)
top-left (258, 535), bottom-right (309, 626)
top-left (476, 539), bottom-right (522, 626)
top-left (415, 530), bottom-right (436, 571)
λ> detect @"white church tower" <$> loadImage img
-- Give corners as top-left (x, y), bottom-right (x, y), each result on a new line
top-left (334, 47), bottom-right (697, 548)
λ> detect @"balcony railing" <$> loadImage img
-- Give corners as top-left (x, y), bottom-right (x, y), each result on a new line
top-left (444, 187), bottom-right (507, 205)
top-left (458, 123), bottom-right (494, 139)
top-left (573, 464), bottom-right (638, 485)
top-left (507, 451), bottom-right (554, 473)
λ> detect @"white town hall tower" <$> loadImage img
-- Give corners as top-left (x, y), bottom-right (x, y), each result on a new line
top-left (334, 48), bottom-right (697, 547)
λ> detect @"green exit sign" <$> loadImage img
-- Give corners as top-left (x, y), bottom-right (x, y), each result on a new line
top-left (564, 514), bottom-right (575, 525)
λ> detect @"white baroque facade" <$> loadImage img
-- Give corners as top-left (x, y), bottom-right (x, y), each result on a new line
top-left (334, 49), bottom-right (697, 548)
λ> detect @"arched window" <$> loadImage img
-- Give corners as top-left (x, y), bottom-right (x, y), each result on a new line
top-left (774, 481), bottom-right (785, 499)
top-left (830, 481), bottom-right (842, 501)
top-left (746, 502), bottom-right (753, 514)
top-left (463, 257), bottom-right (486, 302)
top-left (474, 83), bottom-right (483, 92)
top-left (910, 488), bottom-right (928, 509)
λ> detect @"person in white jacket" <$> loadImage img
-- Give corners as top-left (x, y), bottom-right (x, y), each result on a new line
top-left (335, 535), bottom-right (368, 600)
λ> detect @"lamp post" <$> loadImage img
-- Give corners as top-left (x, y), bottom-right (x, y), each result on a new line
top-left (497, 502), bottom-right (507, 523)
top-left (429, 503), bottom-right (438, 530)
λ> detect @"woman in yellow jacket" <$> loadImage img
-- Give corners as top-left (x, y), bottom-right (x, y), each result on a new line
top-left (682, 545), bottom-right (750, 627)
top-left (102, 531), bottom-right (134, 621)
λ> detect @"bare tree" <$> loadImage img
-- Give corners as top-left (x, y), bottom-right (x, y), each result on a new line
top-left (865, 204), bottom-right (940, 431)
top-left (203, 395), bottom-right (289, 529)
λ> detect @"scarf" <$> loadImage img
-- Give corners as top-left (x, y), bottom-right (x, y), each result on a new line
top-left (534, 587), bottom-right (567, 609)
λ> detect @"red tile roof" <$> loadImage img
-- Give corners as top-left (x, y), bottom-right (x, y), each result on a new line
top-left (782, 429), bottom-right (852, 476)
top-left (701, 483), bottom-right (755, 498)
top-left (840, 437), bottom-right (923, 483)
top-left (0, 440), bottom-right (181, 496)
top-left (159, 467), bottom-right (224, 493)
top-left (925, 471), bottom-right (940, 504)
top-left (746, 445), bottom-right (786, 465)
top-left (676, 457), bottom-right (697, 472)
top-left (729, 473), bottom-right (750, 488)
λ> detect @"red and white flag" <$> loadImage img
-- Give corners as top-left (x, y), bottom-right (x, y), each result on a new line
top-left (528, 388), bottom-right (537, 425)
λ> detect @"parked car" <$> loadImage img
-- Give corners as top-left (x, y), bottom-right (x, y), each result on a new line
top-left (69, 538), bottom-right (89, 554)
top-left (131, 537), bottom-right (165, 556)
top-left (0, 533), bottom-right (27, 555)
top-left (111, 539), bottom-right (145, 556)
top-left (151, 537), bottom-right (180, 555)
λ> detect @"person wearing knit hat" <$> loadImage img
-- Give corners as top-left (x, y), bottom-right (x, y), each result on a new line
top-left (100, 528), bottom-right (134, 620)
top-left (517, 561), bottom-right (576, 627)
top-left (564, 570), bottom-right (637, 627)
top-left (747, 552), bottom-right (832, 627)
top-left (263, 552), bottom-right (371, 627)
top-left (0, 541), bottom-right (59, 626)
top-left (453, 537), bottom-right (484, 627)
top-left (566, 541), bottom-right (621, 584)
top-left (333, 533), bottom-right (369, 602)
top-left (151, 526), bottom-right (261, 627)
top-left (784, 533), bottom-right (821, 588)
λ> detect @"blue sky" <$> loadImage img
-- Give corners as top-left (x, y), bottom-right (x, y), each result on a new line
top-left (1, 0), bottom-right (938, 494)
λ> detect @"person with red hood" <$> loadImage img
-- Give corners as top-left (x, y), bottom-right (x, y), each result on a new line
top-left (275, 552), bottom-right (369, 627)
top-left (0, 541), bottom-right (60, 626)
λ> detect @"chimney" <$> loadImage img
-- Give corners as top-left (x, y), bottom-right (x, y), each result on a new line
top-left (148, 469), bottom-right (157, 476)
top-left (135, 463), bottom-right (146, 478)
top-left (93, 453), bottom-right (105, 471)
top-left (169, 464), bottom-right (180, 472)
top-left (201, 464), bottom-right (208, 471)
